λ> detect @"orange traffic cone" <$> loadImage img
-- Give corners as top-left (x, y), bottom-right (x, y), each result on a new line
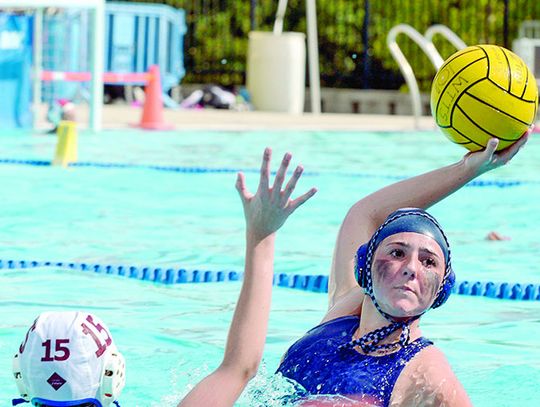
top-left (137, 65), bottom-right (173, 130)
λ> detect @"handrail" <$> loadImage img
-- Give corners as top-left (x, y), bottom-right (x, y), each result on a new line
top-left (424, 24), bottom-right (467, 63)
top-left (387, 24), bottom-right (466, 128)
top-left (387, 24), bottom-right (443, 128)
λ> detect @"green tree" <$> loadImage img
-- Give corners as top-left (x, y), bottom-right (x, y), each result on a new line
top-left (114, 0), bottom-right (540, 90)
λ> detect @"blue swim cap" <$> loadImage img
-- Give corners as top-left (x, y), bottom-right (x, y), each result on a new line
top-left (356, 208), bottom-right (455, 313)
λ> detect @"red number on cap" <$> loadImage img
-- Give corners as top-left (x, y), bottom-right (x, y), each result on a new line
top-left (80, 314), bottom-right (112, 358)
top-left (81, 323), bottom-right (107, 357)
top-left (84, 315), bottom-right (113, 347)
top-left (19, 318), bottom-right (38, 354)
top-left (41, 339), bottom-right (71, 362)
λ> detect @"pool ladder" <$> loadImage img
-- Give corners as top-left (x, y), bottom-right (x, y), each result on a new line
top-left (387, 24), bottom-right (467, 128)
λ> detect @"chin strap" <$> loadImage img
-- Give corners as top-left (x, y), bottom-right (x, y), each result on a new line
top-left (338, 321), bottom-right (411, 354)
top-left (113, 401), bottom-right (121, 407)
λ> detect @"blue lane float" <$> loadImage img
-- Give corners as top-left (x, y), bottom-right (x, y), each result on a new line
top-left (0, 158), bottom-right (534, 188)
top-left (1, 259), bottom-right (539, 301)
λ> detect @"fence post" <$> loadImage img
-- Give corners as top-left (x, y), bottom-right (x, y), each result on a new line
top-left (250, 0), bottom-right (257, 31)
top-left (503, 0), bottom-right (509, 48)
top-left (362, 0), bottom-right (371, 89)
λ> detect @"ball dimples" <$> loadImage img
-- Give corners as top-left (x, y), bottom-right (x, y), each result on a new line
top-left (431, 44), bottom-right (538, 152)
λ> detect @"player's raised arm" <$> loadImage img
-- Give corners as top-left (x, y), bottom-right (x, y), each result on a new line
top-left (179, 148), bottom-right (316, 407)
top-left (327, 132), bottom-right (529, 311)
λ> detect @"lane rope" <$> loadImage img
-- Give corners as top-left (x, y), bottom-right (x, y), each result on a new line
top-left (0, 158), bottom-right (533, 188)
top-left (1, 259), bottom-right (539, 301)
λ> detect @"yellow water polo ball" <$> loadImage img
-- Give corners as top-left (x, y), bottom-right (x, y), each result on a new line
top-left (431, 44), bottom-right (538, 152)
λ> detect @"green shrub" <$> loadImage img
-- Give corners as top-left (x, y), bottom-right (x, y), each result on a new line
top-left (115, 0), bottom-right (540, 90)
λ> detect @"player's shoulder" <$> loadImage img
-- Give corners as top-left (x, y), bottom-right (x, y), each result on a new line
top-left (391, 345), bottom-right (472, 407)
top-left (406, 344), bottom-right (456, 383)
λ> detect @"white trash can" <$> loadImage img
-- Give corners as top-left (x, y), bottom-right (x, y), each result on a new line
top-left (246, 31), bottom-right (306, 114)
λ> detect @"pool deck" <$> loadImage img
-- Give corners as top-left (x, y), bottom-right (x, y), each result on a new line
top-left (137, 108), bottom-right (439, 131)
top-left (40, 104), bottom-right (440, 132)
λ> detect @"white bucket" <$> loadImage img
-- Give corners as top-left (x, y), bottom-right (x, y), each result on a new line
top-left (246, 31), bottom-right (306, 114)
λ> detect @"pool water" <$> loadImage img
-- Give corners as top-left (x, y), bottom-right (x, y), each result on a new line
top-left (0, 129), bottom-right (539, 406)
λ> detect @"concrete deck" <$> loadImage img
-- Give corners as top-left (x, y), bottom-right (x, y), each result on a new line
top-left (41, 104), bottom-right (440, 132)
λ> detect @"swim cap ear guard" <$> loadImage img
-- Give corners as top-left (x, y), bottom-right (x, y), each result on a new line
top-left (100, 350), bottom-right (126, 405)
top-left (354, 208), bottom-right (456, 311)
top-left (12, 353), bottom-right (28, 402)
top-left (355, 244), bottom-right (369, 289)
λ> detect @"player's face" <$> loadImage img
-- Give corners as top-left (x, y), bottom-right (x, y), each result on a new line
top-left (371, 232), bottom-right (445, 318)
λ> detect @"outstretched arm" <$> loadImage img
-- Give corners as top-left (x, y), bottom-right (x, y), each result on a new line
top-left (179, 148), bottom-right (317, 407)
top-left (327, 134), bottom-right (530, 310)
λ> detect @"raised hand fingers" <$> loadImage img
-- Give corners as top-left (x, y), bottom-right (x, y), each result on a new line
top-left (257, 147), bottom-right (272, 194)
top-left (281, 165), bottom-right (304, 204)
top-left (236, 172), bottom-right (252, 203)
top-left (252, 148), bottom-right (316, 207)
top-left (289, 187), bottom-right (318, 213)
top-left (272, 152), bottom-right (292, 199)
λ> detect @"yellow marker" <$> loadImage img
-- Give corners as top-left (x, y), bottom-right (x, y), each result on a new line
top-left (53, 120), bottom-right (77, 167)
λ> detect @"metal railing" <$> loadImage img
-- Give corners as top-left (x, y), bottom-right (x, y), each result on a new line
top-left (387, 24), bottom-right (465, 126)
top-left (425, 24), bottom-right (467, 52)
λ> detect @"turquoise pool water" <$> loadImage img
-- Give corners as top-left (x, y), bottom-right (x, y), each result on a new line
top-left (0, 129), bottom-right (539, 406)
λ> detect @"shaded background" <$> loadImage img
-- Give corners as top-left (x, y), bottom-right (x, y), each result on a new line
top-left (116, 0), bottom-right (540, 91)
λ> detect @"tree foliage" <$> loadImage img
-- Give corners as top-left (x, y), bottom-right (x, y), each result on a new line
top-left (115, 0), bottom-right (540, 90)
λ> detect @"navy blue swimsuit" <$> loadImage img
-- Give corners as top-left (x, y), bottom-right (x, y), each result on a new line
top-left (277, 316), bottom-right (433, 406)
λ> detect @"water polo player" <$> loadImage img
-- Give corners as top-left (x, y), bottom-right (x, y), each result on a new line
top-left (278, 134), bottom-right (529, 406)
top-left (12, 311), bottom-right (126, 407)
